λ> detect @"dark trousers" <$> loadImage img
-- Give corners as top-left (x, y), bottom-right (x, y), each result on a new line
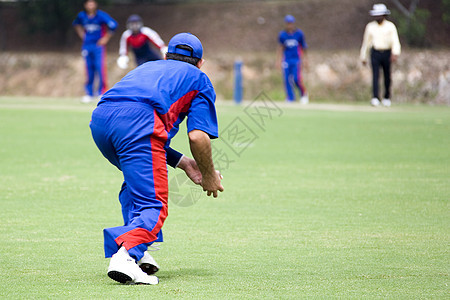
top-left (371, 48), bottom-right (391, 99)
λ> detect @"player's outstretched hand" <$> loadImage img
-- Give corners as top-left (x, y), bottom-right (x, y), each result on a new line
top-left (178, 156), bottom-right (202, 185)
top-left (97, 37), bottom-right (107, 46)
top-left (202, 171), bottom-right (224, 198)
top-left (117, 56), bottom-right (129, 70)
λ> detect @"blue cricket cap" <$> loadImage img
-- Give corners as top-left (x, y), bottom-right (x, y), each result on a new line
top-left (167, 32), bottom-right (203, 59)
top-left (284, 15), bottom-right (295, 23)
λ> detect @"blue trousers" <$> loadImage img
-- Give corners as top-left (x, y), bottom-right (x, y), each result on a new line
top-left (90, 102), bottom-right (168, 261)
top-left (82, 44), bottom-right (108, 97)
top-left (282, 60), bottom-right (306, 101)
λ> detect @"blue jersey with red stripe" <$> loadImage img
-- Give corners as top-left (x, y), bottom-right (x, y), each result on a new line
top-left (73, 10), bottom-right (117, 47)
top-left (279, 29), bottom-right (307, 62)
top-left (99, 59), bottom-right (218, 143)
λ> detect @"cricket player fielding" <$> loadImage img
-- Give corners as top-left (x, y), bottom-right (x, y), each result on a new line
top-left (117, 14), bottom-right (167, 69)
top-left (90, 32), bottom-right (223, 285)
top-left (277, 15), bottom-right (308, 104)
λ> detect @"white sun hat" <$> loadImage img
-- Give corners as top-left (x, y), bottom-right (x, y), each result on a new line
top-left (369, 4), bottom-right (391, 16)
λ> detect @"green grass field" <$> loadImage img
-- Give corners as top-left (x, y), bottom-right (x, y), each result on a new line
top-left (0, 97), bottom-right (448, 299)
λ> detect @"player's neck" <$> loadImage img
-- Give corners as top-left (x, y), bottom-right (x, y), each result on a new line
top-left (86, 10), bottom-right (97, 17)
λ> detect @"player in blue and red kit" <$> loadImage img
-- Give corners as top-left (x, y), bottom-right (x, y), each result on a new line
top-left (116, 14), bottom-right (167, 69)
top-left (277, 15), bottom-right (309, 104)
top-left (73, 0), bottom-right (117, 103)
top-left (90, 33), bottom-right (224, 285)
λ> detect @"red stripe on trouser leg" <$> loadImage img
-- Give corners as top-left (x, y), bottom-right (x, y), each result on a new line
top-left (296, 46), bottom-right (306, 96)
top-left (114, 203), bottom-right (168, 250)
top-left (151, 111), bottom-right (169, 207)
top-left (114, 111), bottom-right (169, 250)
top-left (296, 61), bottom-right (306, 96)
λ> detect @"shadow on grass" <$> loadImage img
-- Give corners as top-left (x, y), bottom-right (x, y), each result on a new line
top-left (101, 268), bottom-right (214, 285)
top-left (158, 268), bottom-right (214, 280)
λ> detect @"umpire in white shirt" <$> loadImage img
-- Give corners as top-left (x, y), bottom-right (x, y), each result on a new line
top-left (360, 4), bottom-right (401, 107)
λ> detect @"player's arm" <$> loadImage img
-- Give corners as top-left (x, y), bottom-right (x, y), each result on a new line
top-left (188, 129), bottom-right (223, 197)
top-left (117, 31), bottom-right (131, 69)
top-left (276, 44), bottom-right (284, 70)
top-left (142, 27), bottom-right (167, 57)
top-left (142, 27), bottom-right (165, 49)
top-left (299, 33), bottom-right (308, 70)
top-left (360, 24), bottom-right (371, 65)
top-left (390, 24), bottom-right (401, 63)
top-left (177, 156), bottom-right (203, 186)
top-left (276, 32), bottom-right (285, 70)
top-left (74, 25), bottom-right (85, 41)
top-left (72, 13), bottom-right (85, 41)
top-left (166, 147), bottom-right (203, 185)
top-left (119, 31), bottom-right (130, 56)
top-left (301, 48), bottom-right (308, 70)
top-left (166, 147), bottom-right (183, 168)
top-left (97, 31), bottom-right (114, 46)
top-left (97, 13), bottom-right (118, 46)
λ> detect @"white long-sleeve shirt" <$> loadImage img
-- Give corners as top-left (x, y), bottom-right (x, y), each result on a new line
top-left (360, 20), bottom-right (401, 62)
top-left (119, 27), bottom-right (166, 57)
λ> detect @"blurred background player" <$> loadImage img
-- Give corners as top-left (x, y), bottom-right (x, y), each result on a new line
top-left (117, 14), bottom-right (167, 69)
top-left (73, 0), bottom-right (117, 103)
top-left (360, 4), bottom-right (401, 107)
top-left (277, 15), bottom-right (308, 104)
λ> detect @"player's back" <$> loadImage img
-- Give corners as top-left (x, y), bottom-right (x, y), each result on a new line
top-left (101, 59), bottom-right (214, 115)
top-left (100, 59), bottom-right (217, 140)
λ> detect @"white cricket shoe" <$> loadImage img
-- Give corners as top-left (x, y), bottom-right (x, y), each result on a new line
top-left (107, 247), bottom-right (159, 285)
top-left (81, 95), bottom-right (93, 103)
top-left (300, 95), bottom-right (309, 105)
top-left (382, 98), bottom-right (391, 107)
top-left (138, 251), bottom-right (160, 275)
top-left (370, 98), bottom-right (380, 106)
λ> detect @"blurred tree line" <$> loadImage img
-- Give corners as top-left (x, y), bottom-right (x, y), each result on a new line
top-left (391, 0), bottom-right (430, 47)
top-left (443, 0), bottom-right (450, 24)
top-left (1, 0), bottom-right (232, 47)
top-left (389, 0), bottom-right (450, 47)
top-left (1, 0), bottom-right (449, 48)
top-left (17, 0), bottom-right (110, 45)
